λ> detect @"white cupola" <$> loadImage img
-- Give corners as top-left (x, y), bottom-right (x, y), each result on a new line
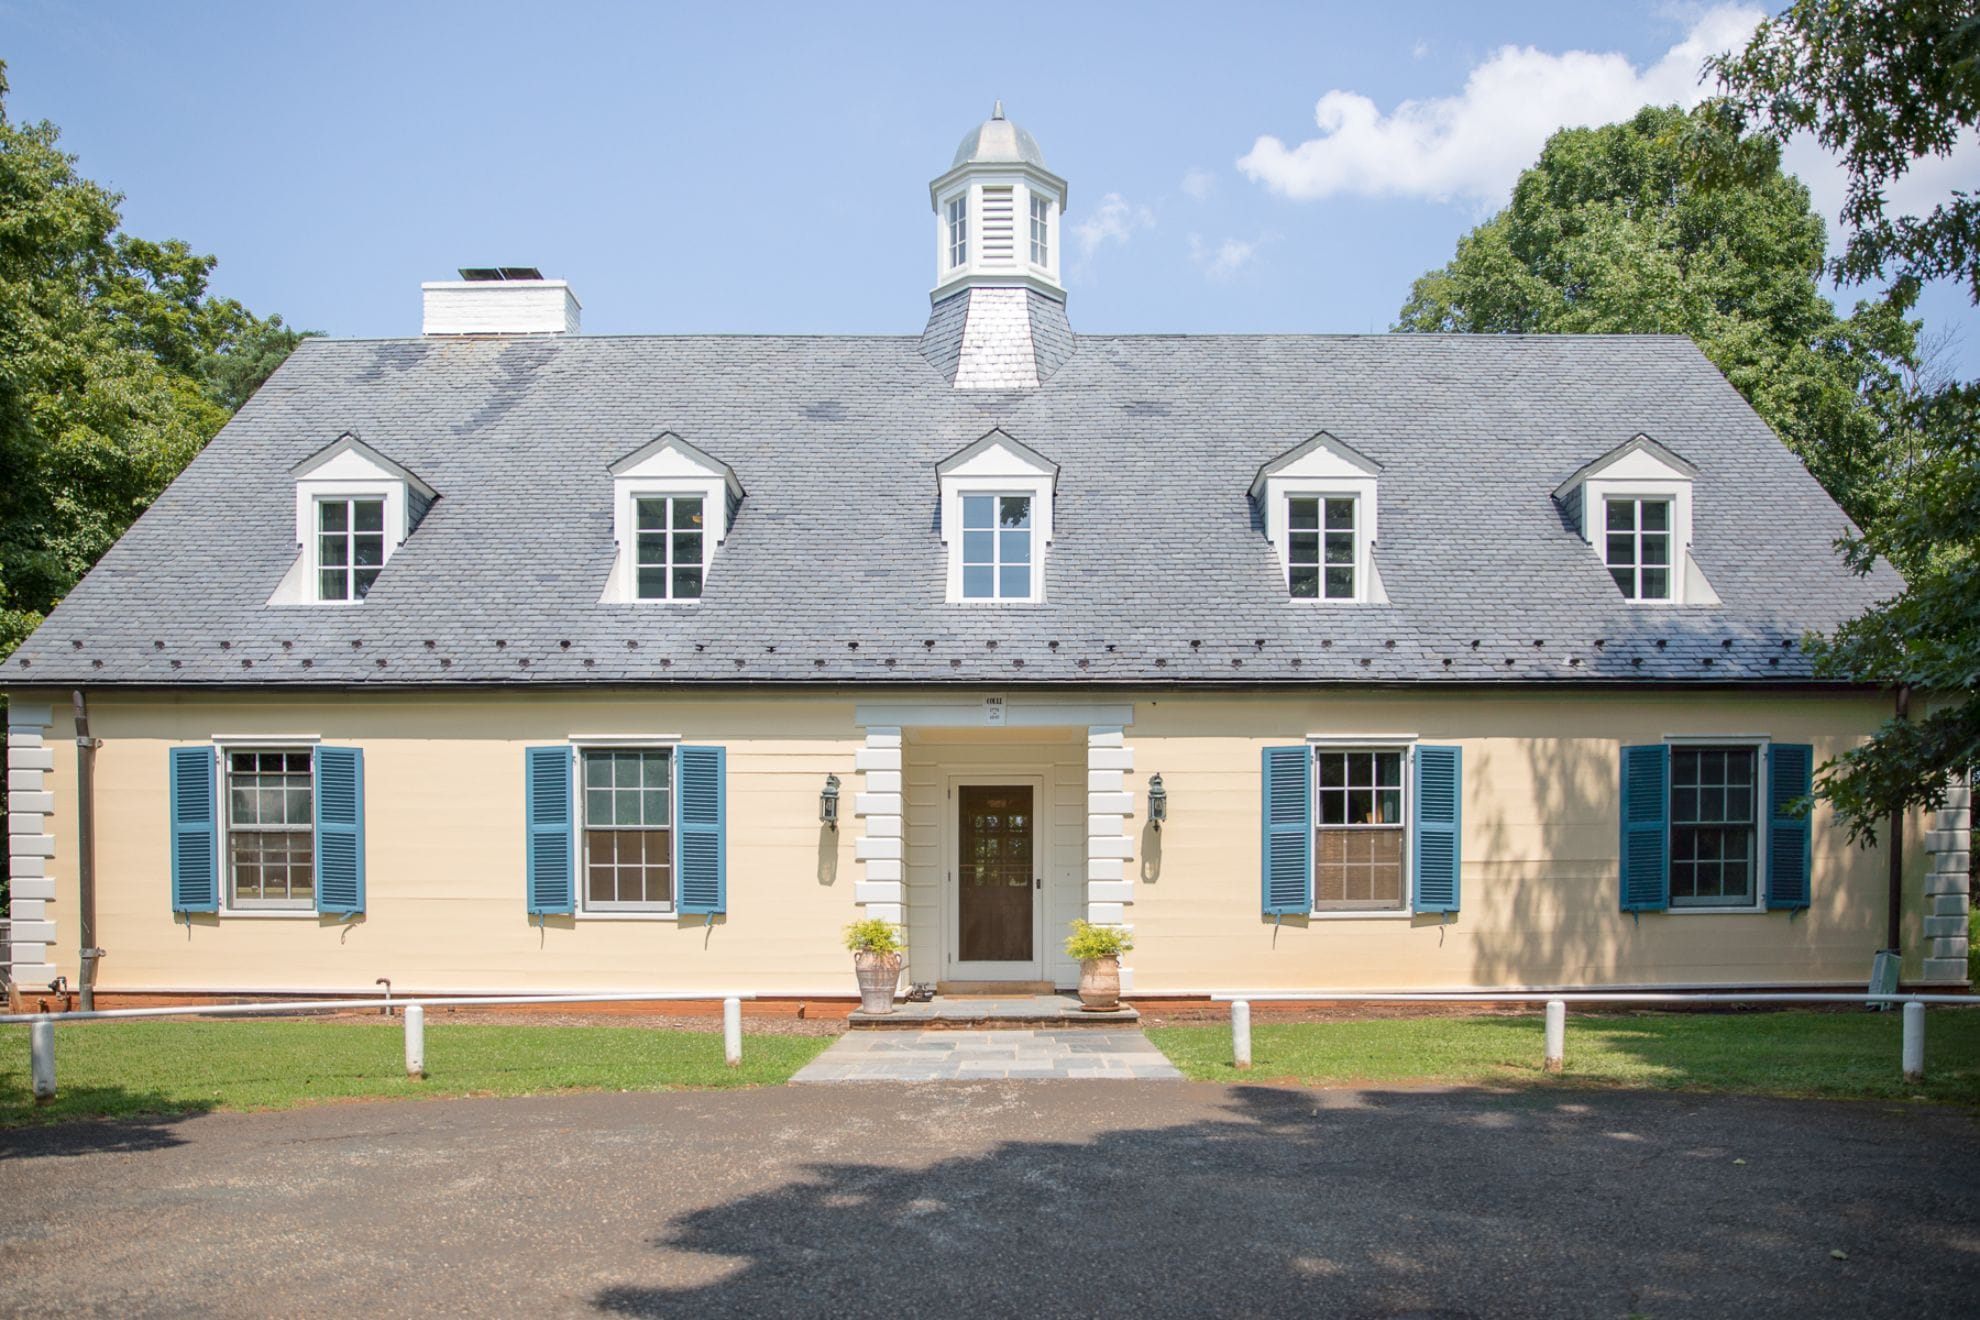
top-left (920, 103), bottom-right (1075, 390)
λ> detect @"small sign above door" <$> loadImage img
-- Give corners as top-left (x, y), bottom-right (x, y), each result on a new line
top-left (983, 696), bottom-right (1006, 726)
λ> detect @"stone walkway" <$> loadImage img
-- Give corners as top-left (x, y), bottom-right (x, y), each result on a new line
top-left (790, 1028), bottom-right (1183, 1082)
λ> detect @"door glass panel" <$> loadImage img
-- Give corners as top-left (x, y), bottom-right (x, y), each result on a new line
top-left (958, 785), bottom-right (1034, 963)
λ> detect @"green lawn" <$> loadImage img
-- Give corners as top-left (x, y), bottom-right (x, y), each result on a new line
top-left (0, 1019), bottom-right (834, 1128)
top-left (1148, 1009), bottom-right (1980, 1104)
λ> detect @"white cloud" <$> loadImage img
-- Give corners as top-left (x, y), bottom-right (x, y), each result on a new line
top-left (1181, 169), bottom-right (1217, 200)
top-left (1411, 40), bottom-right (1429, 61)
top-left (1073, 192), bottom-right (1156, 257)
top-left (1189, 233), bottom-right (1263, 281)
top-left (1238, 5), bottom-right (1763, 206)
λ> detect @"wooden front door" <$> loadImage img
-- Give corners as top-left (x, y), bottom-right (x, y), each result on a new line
top-left (952, 783), bottom-right (1039, 977)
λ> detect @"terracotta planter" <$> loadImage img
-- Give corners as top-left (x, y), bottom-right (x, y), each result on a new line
top-left (853, 950), bottom-right (903, 1014)
top-left (1078, 956), bottom-right (1121, 1012)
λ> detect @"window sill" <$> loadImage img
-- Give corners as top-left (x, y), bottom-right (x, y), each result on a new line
top-left (1308, 910), bottom-right (1414, 921)
top-left (575, 910), bottom-right (679, 922)
top-left (219, 909), bottom-right (323, 920)
top-left (1665, 905), bottom-right (1768, 916)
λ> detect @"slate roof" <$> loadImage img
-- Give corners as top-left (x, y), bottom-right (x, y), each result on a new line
top-left (7, 331), bottom-right (1898, 689)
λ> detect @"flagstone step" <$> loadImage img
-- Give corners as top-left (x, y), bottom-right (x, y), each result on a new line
top-left (848, 993), bottom-right (1138, 1029)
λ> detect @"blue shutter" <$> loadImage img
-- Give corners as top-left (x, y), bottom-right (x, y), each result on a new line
top-left (1261, 746), bottom-right (1312, 914)
top-left (169, 746), bottom-right (219, 913)
top-left (677, 745), bottom-right (726, 915)
top-left (1620, 744), bottom-right (1670, 912)
top-left (315, 746), bottom-right (365, 914)
top-left (525, 745), bottom-right (575, 915)
top-left (1412, 745), bottom-right (1462, 913)
top-left (1766, 743), bottom-right (1814, 910)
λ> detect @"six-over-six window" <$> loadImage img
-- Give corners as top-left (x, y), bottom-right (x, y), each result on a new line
top-left (1314, 748), bottom-right (1406, 911)
top-left (318, 497), bottom-right (385, 601)
top-left (1604, 497), bottom-right (1672, 601)
top-left (636, 495), bottom-right (705, 600)
top-left (226, 749), bottom-right (314, 909)
top-left (1288, 495), bottom-right (1357, 599)
top-left (582, 748), bottom-right (675, 911)
top-left (961, 493), bottom-right (1033, 599)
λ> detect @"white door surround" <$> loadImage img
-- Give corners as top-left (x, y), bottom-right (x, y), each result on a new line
top-left (944, 773), bottom-right (1047, 982)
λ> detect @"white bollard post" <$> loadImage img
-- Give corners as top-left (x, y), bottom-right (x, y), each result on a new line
top-left (1232, 1000), bottom-right (1252, 1070)
top-left (29, 1020), bottom-right (55, 1103)
top-left (1544, 999), bottom-right (1566, 1074)
top-left (1902, 1001), bottom-right (1925, 1084)
top-left (723, 996), bottom-right (742, 1068)
top-left (404, 1004), bottom-right (426, 1079)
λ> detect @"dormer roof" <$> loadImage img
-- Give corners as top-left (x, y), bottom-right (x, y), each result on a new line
top-left (291, 430), bottom-right (437, 498)
top-left (1552, 432), bottom-right (1698, 501)
top-left (608, 430), bottom-right (745, 502)
top-left (1249, 429), bottom-right (1383, 501)
top-left (935, 427), bottom-right (1059, 487)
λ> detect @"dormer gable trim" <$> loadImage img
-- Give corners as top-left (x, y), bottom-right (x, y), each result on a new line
top-left (607, 430), bottom-right (746, 504)
top-left (935, 427), bottom-right (1060, 488)
top-left (291, 430), bottom-right (437, 499)
top-left (1551, 432), bottom-right (1697, 502)
top-left (1248, 429), bottom-right (1382, 501)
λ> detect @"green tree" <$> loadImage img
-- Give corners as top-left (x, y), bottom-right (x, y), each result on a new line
top-left (1708, 1), bottom-right (1980, 840)
top-left (1394, 103), bottom-right (1920, 534)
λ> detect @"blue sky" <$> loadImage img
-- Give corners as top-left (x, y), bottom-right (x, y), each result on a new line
top-left (4, 0), bottom-right (1975, 370)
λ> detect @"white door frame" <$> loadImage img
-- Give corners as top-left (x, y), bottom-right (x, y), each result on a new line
top-left (943, 773), bottom-right (1048, 982)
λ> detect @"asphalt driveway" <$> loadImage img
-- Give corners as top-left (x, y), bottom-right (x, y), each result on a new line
top-left (3, 1082), bottom-right (1977, 1318)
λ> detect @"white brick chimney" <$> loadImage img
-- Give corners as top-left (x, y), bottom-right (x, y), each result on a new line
top-left (422, 267), bottom-right (581, 336)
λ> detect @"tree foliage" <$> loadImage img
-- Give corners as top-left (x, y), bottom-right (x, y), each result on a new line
top-left (1394, 104), bottom-right (1920, 534)
top-left (1707, 2), bottom-right (1980, 841)
top-left (0, 62), bottom-right (308, 660)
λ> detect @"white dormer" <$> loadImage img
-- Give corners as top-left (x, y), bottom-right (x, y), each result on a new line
top-left (269, 432), bottom-right (436, 605)
top-left (601, 432), bottom-right (744, 604)
top-left (937, 429), bottom-right (1057, 603)
top-left (1555, 433), bottom-right (1719, 605)
top-left (1250, 431), bottom-right (1387, 604)
top-left (929, 103), bottom-right (1067, 302)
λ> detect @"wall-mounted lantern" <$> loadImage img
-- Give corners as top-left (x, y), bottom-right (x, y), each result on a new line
top-left (1148, 772), bottom-right (1167, 831)
top-left (820, 773), bottom-right (842, 830)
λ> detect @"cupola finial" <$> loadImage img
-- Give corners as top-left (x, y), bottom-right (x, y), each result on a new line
top-left (992, 99), bottom-right (1004, 120)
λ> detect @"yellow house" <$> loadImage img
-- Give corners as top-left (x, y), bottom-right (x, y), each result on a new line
top-left (3, 108), bottom-right (1969, 1006)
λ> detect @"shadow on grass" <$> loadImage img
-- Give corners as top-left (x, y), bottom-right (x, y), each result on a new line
top-left (0, 1080), bottom-right (214, 1155)
top-left (588, 1083), bottom-right (1980, 1318)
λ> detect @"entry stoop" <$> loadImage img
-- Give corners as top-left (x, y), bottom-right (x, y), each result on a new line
top-left (849, 993), bottom-right (1139, 1029)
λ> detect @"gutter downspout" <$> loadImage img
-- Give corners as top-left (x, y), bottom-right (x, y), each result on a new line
top-left (71, 691), bottom-right (103, 1012)
top-left (1886, 684), bottom-right (1911, 959)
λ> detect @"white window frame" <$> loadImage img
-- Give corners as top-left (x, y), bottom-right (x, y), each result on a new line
top-left (217, 742), bottom-right (320, 918)
top-left (1663, 735), bottom-right (1771, 915)
top-left (1307, 739), bottom-right (1414, 919)
top-left (1029, 193), bottom-right (1051, 268)
top-left (1269, 486), bottom-right (1377, 604)
top-left (947, 194), bottom-right (969, 269)
top-left (1598, 490), bottom-right (1683, 604)
top-left (313, 494), bottom-right (390, 604)
top-left (630, 493), bottom-right (711, 602)
top-left (576, 743), bottom-right (678, 918)
top-left (955, 491), bottom-right (1037, 602)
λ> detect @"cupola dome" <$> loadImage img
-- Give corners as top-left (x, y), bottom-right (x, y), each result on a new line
top-left (951, 101), bottom-right (1048, 169)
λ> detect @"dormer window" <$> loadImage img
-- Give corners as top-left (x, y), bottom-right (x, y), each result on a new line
top-left (1251, 431), bottom-right (1386, 605)
top-left (635, 496), bottom-right (706, 600)
top-left (1029, 194), bottom-right (1051, 267)
top-left (947, 195), bottom-right (968, 269)
top-left (318, 497), bottom-right (386, 601)
top-left (938, 429), bottom-right (1057, 604)
top-left (603, 432), bottom-right (742, 605)
top-left (961, 494), bottom-right (1033, 599)
top-left (1604, 497), bottom-right (1672, 601)
top-left (1555, 434), bottom-right (1718, 607)
top-left (272, 431), bottom-right (437, 607)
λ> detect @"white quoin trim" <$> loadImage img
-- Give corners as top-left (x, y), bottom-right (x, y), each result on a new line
top-left (854, 726), bottom-right (907, 936)
top-left (6, 700), bottom-right (58, 990)
top-left (1086, 725), bottom-right (1136, 925)
top-left (1921, 776), bottom-right (1973, 984)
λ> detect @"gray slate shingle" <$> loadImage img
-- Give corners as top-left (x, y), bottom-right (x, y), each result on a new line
top-left (7, 331), bottom-right (1896, 689)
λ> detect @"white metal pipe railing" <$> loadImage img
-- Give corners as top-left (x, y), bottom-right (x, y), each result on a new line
top-left (0, 990), bottom-right (756, 1027)
top-left (11, 991), bottom-right (758, 1103)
